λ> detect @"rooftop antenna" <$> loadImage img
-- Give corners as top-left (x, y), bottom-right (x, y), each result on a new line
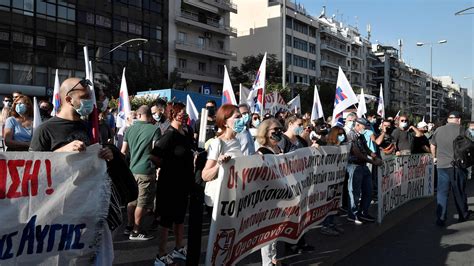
top-left (367, 24), bottom-right (371, 40)
top-left (354, 16), bottom-right (359, 29)
top-left (319, 5), bottom-right (326, 18)
top-left (398, 39), bottom-right (403, 61)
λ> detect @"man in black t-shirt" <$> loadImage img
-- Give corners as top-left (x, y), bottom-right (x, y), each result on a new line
top-left (391, 115), bottom-right (422, 156)
top-left (412, 121), bottom-right (430, 154)
top-left (29, 77), bottom-right (115, 264)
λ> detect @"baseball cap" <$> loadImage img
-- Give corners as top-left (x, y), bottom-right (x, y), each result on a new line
top-left (448, 111), bottom-right (461, 118)
top-left (417, 121), bottom-right (428, 129)
top-left (355, 117), bottom-right (370, 127)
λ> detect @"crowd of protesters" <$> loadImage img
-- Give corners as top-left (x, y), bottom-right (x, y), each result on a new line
top-left (1, 77), bottom-right (473, 266)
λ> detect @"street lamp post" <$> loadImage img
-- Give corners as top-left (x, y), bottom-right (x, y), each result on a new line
top-left (416, 40), bottom-right (447, 122)
top-left (464, 76), bottom-right (474, 120)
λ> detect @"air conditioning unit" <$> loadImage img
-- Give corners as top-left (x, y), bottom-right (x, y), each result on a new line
top-left (204, 32), bottom-right (212, 38)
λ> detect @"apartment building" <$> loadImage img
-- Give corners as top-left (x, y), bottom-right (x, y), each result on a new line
top-left (168, 0), bottom-right (237, 94)
top-left (0, 0), bottom-right (167, 97)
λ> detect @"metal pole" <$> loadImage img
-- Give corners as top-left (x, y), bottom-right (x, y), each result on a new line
top-left (282, 0), bottom-right (286, 89)
top-left (430, 44), bottom-right (433, 122)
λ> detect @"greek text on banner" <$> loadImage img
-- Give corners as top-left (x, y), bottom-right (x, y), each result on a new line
top-left (205, 145), bottom-right (350, 266)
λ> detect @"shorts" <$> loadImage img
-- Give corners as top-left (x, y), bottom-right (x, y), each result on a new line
top-left (157, 190), bottom-right (189, 228)
top-left (128, 173), bottom-right (156, 209)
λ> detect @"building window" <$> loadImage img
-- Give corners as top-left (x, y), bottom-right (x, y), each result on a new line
top-left (178, 58), bottom-right (187, 68)
top-left (293, 55), bottom-right (307, 68)
top-left (218, 41), bottom-right (224, 49)
top-left (35, 66), bottom-right (48, 86)
top-left (309, 26), bottom-right (316, 37)
top-left (286, 53), bottom-right (292, 66)
top-left (309, 59), bottom-right (316, 70)
top-left (198, 37), bottom-right (205, 48)
top-left (293, 20), bottom-right (308, 35)
top-left (293, 37), bottom-right (307, 51)
top-left (178, 32), bottom-right (186, 42)
top-left (12, 64), bottom-right (33, 85)
top-left (286, 34), bottom-right (291, 47)
top-left (309, 43), bottom-right (316, 54)
top-left (0, 62), bottom-right (9, 83)
top-left (286, 17), bottom-right (292, 29)
top-left (198, 62), bottom-right (206, 72)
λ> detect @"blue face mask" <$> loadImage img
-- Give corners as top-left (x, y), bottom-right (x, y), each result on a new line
top-left (252, 119), bottom-right (260, 128)
top-left (233, 117), bottom-right (246, 133)
top-left (337, 134), bottom-right (346, 143)
top-left (74, 99), bottom-right (94, 117)
top-left (15, 103), bottom-right (27, 115)
top-left (242, 113), bottom-right (250, 124)
top-left (294, 125), bottom-right (304, 135)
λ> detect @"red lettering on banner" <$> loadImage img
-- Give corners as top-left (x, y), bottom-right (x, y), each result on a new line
top-left (0, 159), bottom-right (54, 199)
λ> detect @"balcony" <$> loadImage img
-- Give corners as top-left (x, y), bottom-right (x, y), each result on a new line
top-left (320, 59), bottom-right (345, 70)
top-left (176, 67), bottom-right (223, 84)
top-left (176, 10), bottom-right (237, 37)
top-left (320, 43), bottom-right (348, 57)
top-left (319, 26), bottom-right (348, 42)
top-left (351, 53), bottom-right (363, 61)
top-left (201, 0), bottom-right (237, 13)
top-left (175, 40), bottom-right (237, 60)
top-left (351, 67), bottom-right (362, 74)
top-left (367, 67), bottom-right (377, 73)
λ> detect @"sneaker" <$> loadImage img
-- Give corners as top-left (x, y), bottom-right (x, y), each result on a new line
top-left (320, 226), bottom-right (340, 236)
top-left (154, 254), bottom-right (174, 266)
top-left (359, 213), bottom-right (376, 223)
top-left (129, 231), bottom-right (154, 241)
top-left (347, 216), bottom-right (363, 225)
top-left (436, 219), bottom-right (446, 227)
top-left (123, 226), bottom-right (133, 235)
top-left (170, 246), bottom-right (187, 260)
top-left (458, 210), bottom-right (474, 223)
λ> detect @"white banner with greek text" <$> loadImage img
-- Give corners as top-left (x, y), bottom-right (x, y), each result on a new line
top-left (205, 145), bottom-right (349, 266)
top-left (0, 145), bottom-right (110, 265)
top-left (377, 154), bottom-right (434, 223)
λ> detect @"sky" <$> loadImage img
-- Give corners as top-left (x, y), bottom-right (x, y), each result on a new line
top-left (296, 0), bottom-right (474, 95)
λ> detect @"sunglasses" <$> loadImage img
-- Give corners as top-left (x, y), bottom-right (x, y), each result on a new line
top-left (400, 120), bottom-right (407, 122)
top-left (66, 79), bottom-right (92, 96)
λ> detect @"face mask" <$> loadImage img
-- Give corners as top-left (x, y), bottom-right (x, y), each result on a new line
top-left (385, 127), bottom-right (393, 135)
top-left (294, 125), bottom-right (304, 135)
top-left (370, 119), bottom-right (376, 124)
top-left (232, 117), bottom-right (245, 133)
top-left (345, 121), bottom-right (354, 129)
top-left (153, 113), bottom-right (161, 122)
top-left (40, 109), bottom-right (49, 117)
top-left (15, 103), bottom-right (27, 115)
top-left (400, 122), bottom-right (408, 129)
top-left (270, 131), bottom-right (283, 142)
top-left (132, 119), bottom-right (138, 125)
top-left (359, 128), bottom-right (366, 135)
top-left (242, 113), bottom-right (250, 124)
top-left (337, 134), bottom-right (345, 143)
top-left (252, 119), bottom-right (260, 128)
top-left (206, 106), bottom-right (215, 117)
top-left (74, 99), bottom-right (94, 117)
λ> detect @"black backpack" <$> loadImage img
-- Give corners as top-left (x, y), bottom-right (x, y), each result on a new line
top-left (452, 127), bottom-right (474, 168)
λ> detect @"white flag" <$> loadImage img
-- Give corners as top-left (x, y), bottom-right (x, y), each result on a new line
top-left (357, 89), bottom-right (367, 118)
top-left (186, 95), bottom-right (199, 127)
top-left (239, 84), bottom-right (250, 105)
top-left (311, 85), bottom-right (324, 121)
top-left (116, 67), bottom-right (131, 128)
top-left (33, 97), bottom-right (42, 130)
top-left (222, 65), bottom-right (237, 105)
top-left (332, 67), bottom-right (358, 125)
top-left (287, 95), bottom-right (301, 114)
top-left (377, 84), bottom-right (385, 118)
top-left (51, 69), bottom-right (60, 116)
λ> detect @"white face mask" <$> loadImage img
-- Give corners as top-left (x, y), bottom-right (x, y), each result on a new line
top-left (400, 122), bottom-right (408, 129)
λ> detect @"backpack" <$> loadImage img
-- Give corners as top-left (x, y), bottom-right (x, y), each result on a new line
top-left (452, 126), bottom-right (474, 168)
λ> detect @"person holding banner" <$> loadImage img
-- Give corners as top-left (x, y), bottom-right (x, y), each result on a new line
top-left (346, 118), bottom-right (383, 224)
top-left (150, 102), bottom-right (195, 265)
top-left (202, 104), bottom-right (244, 198)
top-left (4, 95), bottom-right (33, 151)
top-left (29, 77), bottom-right (116, 265)
top-left (255, 118), bottom-right (284, 265)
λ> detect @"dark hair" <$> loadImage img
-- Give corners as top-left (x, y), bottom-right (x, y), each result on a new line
top-left (215, 104), bottom-right (238, 135)
top-left (206, 100), bottom-right (216, 106)
top-left (326, 126), bottom-right (345, 145)
top-left (10, 95), bottom-right (33, 118)
top-left (154, 98), bottom-right (167, 109)
top-left (238, 103), bottom-right (249, 110)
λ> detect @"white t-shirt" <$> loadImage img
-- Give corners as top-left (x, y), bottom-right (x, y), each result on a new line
top-left (205, 137), bottom-right (243, 206)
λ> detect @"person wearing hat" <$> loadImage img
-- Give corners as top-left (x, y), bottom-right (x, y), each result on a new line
top-left (346, 117), bottom-right (383, 224)
top-left (430, 111), bottom-right (472, 226)
top-left (412, 121), bottom-right (430, 154)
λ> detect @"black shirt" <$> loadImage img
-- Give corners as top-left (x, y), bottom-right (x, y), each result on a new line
top-left (412, 135), bottom-right (430, 154)
top-left (391, 128), bottom-right (413, 152)
top-left (29, 116), bottom-right (91, 151)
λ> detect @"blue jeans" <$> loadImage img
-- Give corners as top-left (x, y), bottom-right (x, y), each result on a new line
top-left (436, 167), bottom-right (469, 222)
top-left (347, 165), bottom-right (372, 218)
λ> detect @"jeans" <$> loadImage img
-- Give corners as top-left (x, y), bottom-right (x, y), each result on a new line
top-left (347, 165), bottom-right (372, 218)
top-left (436, 167), bottom-right (469, 222)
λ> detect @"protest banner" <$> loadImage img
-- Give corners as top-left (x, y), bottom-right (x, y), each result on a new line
top-left (205, 145), bottom-right (349, 266)
top-left (377, 154), bottom-right (434, 223)
top-left (0, 145), bottom-right (111, 265)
